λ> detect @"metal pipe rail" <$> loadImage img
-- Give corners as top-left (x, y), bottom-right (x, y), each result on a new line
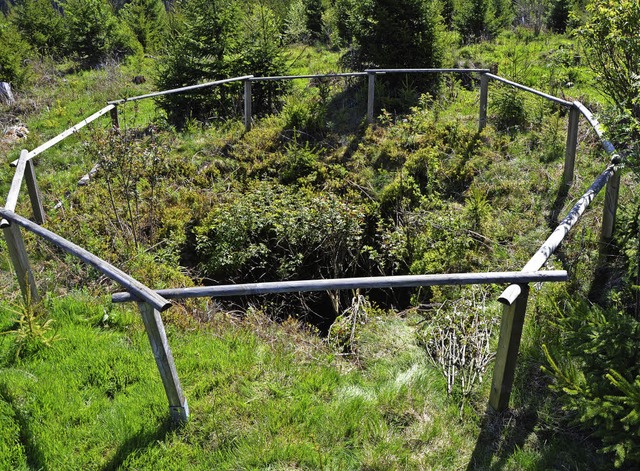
top-left (252, 72), bottom-right (367, 81)
top-left (574, 100), bottom-right (621, 159)
top-left (499, 163), bottom-right (617, 305)
top-left (485, 73), bottom-right (573, 107)
top-left (112, 270), bottom-right (567, 303)
top-left (107, 75), bottom-right (254, 105)
top-left (10, 105), bottom-right (116, 166)
top-left (366, 68), bottom-right (490, 74)
top-left (0, 208), bottom-right (171, 312)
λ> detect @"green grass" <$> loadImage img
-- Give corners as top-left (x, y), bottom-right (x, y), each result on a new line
top-left (0, 293), bottom-right (611, 470)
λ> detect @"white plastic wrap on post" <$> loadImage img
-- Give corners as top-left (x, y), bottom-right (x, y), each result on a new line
top-left (11, 105), bottom-right (116, 166)
top-left (499, 164), bottom-right (616, 305)
top-left (1, 150), bottom-right (29, 228)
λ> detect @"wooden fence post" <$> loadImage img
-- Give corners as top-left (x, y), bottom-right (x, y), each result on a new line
top-left (489, 284), bottom-right (529, 411)
top-left (25, 160), bottom-right (45, 224)
top-left (137, 302), bottom-right (189, 424)
top-left (601, 168), bottom-right (620, 242)
top-left (244, 79), bottom-right (252, 132)
top-left (110, 106), bottom-right (120, 131)
top-left (367, 72), bottom-right (376, 124)
top-left (3, 223), bottom-right (39, 303)
top-left (563, 105), bottom-right (579, 186)
top-left (478, 73), bottom-right (489, 133)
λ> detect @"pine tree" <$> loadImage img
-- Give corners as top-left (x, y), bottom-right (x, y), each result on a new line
top-left (64, 0), bottom-right (140, 67)
top-left (456, 0), bottom-right (488, 44)
top-left (13, 0), bottom-right (65, 55)
top-left (156, 0), bottom-right (287, 126)
top-left (304, 0), bottom-right (323, 40)
top-left (0, 13), bottom-right (31, 87)
top-left (119, 0), bottom-right (167, 53)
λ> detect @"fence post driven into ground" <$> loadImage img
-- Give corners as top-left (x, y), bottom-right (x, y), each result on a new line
top-left (367, 71), bottom-right (376, 123)
top-left (2, 223), bottom-right (39, 303)
top-left (25, 160), bottom-right (45, 224)
top-left (489, 284), bottom-right (530, 411)
top-left (244, 79), bottom-right (252, 132)
top-left (137, 302), bottom-right (189, 424)
top-left (479, 73), bottom-right (489, 132)
top-left (601, 167), bottom-right (621, 242)
top-left (564, 105), bottom-right (580, 186)
top-left (110, 106), bottom-right (119, 130)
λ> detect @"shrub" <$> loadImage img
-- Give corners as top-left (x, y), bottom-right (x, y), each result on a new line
top-left (543, 299), bottom-right (640, 467)
top-left (491, 87), bottom-right (528, 132)
top-left (280, 139), bottom-right (323, 185)
top-left (193, 181), bottom-right (367, 284)
top-left (417, 287), bottom-right (499, 396)
top-left (578, 0), bottom-right (640, 119)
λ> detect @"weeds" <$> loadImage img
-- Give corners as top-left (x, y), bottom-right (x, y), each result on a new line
top-left (418, 287), bottom-right (499, 397)
top-left (0, 292), bottom-right (60, 360)
top-left (328, 292), bottom-right (370, 354)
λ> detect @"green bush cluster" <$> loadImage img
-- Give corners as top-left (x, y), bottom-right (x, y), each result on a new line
top-left (193, 181), bottom-right (367, 284)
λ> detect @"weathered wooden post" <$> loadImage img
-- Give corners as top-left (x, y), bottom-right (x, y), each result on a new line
top-left (601, 166), bottom-right (620, 242)
top-left (367, 71), bottom-right (376, 124)
top-left (478, 72), bottom-right (489, 132)
top-left (244, 79), bottom-right (252, 132)
top-left (2, 224), bottom-right (39, 303)
top-left (137, 302), bottom-right (189, 424)
top-left (489, 284), bottom-right (530, 411)
top-left (25, 160), bottom-right (45, 224)
top-left (2, 149), bottom-right (40, 303)
top-left (110, 106), bottom-right (120, 131)
top-left (563, 105), bottom-right (580, 186)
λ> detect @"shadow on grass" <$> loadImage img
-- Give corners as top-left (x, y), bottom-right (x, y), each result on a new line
top-left (466, 356), bottom-right (610, 469)
top-left (0, 382), bottom-right (47, 470)
top-left (549, 182), bottom-right (570, 230)
top-left (466, 405), bottom-right (538, 471)
top-left (101, 415), bottom-right (176, 471)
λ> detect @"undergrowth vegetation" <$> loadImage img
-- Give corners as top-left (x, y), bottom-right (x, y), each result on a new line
top-left (0, 21), bottom-right (636, 470)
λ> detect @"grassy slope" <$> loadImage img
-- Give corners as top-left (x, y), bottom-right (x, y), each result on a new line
top-left (0, 32), bottom-right (623, 469)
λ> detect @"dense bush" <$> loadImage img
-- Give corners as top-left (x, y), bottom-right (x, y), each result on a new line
top-left (193, 181), bottom-right (367, 284)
